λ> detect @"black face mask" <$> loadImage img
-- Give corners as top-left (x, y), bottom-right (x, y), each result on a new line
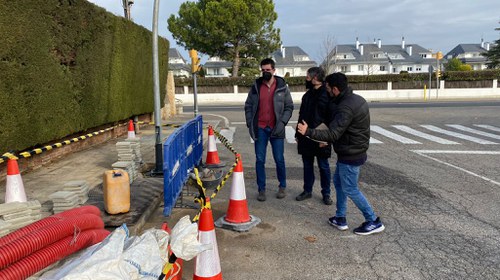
top-left (305, 80), bottom-right (313, 89)
top-left (262, 71), bottom-right (273, 81)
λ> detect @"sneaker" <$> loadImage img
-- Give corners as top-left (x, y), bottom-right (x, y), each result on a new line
top-left (322, 196), bottom-right (333, 205)
top-left (353, 217), bottom-right (385, 235)
top-left (296, 191), bottom-right (312, 201)
top-left (257, 191), bottom-right (266, 201)
top-left (328, 216), bottom-right (348, 231)
top-left (276, 187), bottom-right (286, 199)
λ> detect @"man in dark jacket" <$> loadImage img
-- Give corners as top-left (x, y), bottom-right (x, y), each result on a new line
top-left (297, 72), bottom-right (385, 236)
top-left (295, 67), bottom-right (333, 205)
top-left (245, 58), bottom-right (294, 202)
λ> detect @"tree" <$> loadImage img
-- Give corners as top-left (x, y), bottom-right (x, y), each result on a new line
top-left (483, 22), bottom-right (500, 69)
top-left (168, 0), bottom-right (281, 77)
top-left (445, 58), bottom-right (472, 71)
top-left (318, 34), bottom-right (337, 74)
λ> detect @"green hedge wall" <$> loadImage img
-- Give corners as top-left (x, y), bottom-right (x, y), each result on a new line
top-left (174, 70), bottom-right (500, 88)
top-left (0, 0), bottom-right (169, 152)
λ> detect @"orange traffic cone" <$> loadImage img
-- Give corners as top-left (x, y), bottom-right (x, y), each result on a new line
top-left (127, 120), bottom-right (135, 139)
top-left (161, 222), bottom-right (183, 280)
top-left (193, 198), bottom-right (222, 280)
top-left (215, 155), bottom-right (260, 232)
top-left (204, 126), bottom-right (224, 167)
top-left (5, 158), bottom-right (27, 203)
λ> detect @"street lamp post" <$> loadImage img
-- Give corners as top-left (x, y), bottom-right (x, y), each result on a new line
top-left (151, 0), bottom-right (163, 175)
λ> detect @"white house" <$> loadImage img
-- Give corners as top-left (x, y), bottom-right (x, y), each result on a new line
top-left (168, 48), bottom-right (190, 78)
top-left (203, 56), bottom-right (232, 77)
top-left (326, 37), bottom-right (437, 75)
top-left (445, 39), bottom-right (494, 70)
top-left (271, 45), bottom-right (317, 77)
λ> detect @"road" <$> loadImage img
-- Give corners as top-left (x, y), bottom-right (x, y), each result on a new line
top-left (147, 101), bottom-right (500, 279)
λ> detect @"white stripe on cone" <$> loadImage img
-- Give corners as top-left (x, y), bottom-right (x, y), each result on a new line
top-left (195, 230), bottom-right (222, 277)
top-left (229, 171), bottom-right (246, 200)
top-left (207, 135), bottom-right (217, 151)
top-left (5, 174), bottom-right (27, 203)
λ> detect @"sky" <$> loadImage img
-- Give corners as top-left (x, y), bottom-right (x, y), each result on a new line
top-left (86, 0), bottom-right (500, 63)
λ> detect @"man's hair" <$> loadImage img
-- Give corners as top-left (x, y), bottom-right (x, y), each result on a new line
top-left (325, 72), bottom-right (348, 91)
top-left (260, 58), bottom-right (275, 69)
top-left (307, 67), bottom-right (325, 82)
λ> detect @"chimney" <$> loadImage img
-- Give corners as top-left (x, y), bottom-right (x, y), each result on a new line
top-left (373, 38), bottom-right (376, 44)
top-left (356, 37), bottom-right (360, 50)
top-left (360, 45), bottom-right (364, 55)
top-left (486, 42), bottom-right (490, 51)
top-left (406, 45), bottom-right (412, 56)
top-left (481, 38), bottom-right (485, 49)
top-left (401, 36), bottom-right (405, 49)
top-left (281, 45), bottom-right (285, 58)
top-left (377, 38), bottom-right (381, 48)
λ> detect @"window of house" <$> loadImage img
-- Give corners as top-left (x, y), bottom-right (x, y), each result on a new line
top-left (380, 65), bottom-right (386, 71)
top-left (358, 65), bottom-right (364, 71)
top-left (420, 54), bottom-right (427, 58)
top-left (373, 53), bottom-right (380, 58)
top-left (407, 66), bottom-right (413, 71)
top-left (341, 66), bottom-right (348, 72)
top-left (343, 54), bottom-right (348, 59)
top-left (416, 66), bottom-right (422, 71)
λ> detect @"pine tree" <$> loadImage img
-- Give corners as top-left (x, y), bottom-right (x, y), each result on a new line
top-left (484, 22), bottom-right (500, 69)
top-left (168, 0), bottom-right (281, 77)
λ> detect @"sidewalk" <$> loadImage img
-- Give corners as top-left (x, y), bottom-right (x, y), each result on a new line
top-left (0, 113), bottom-right (222, 235)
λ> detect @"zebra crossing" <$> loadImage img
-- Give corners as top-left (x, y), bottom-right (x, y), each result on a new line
top-left (218, 124), bottom-right (500, 146)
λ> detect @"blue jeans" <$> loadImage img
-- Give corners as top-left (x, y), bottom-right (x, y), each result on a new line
top-left (302, 155), bottom-right (331, 197)
top-left (255, 127), bottom-right (286, 192)
top-left (333, 162), bottom-right (376, 222)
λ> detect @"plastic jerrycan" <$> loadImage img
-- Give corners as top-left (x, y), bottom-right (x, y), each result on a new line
top-left (103, 169), bottom-right (131, 214)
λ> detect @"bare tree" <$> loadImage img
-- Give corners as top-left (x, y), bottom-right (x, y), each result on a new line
top-left (318, 34), bottom-right (337, 74)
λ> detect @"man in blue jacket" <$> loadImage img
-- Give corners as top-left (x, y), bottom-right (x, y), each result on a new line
top-left (297, 72), bottom-right (385, 235)
top-left (245, 58), bottom-right (294, 202)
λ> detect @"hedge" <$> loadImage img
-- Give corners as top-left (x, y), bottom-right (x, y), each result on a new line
top-left (174, 70), bottom-right (500, 88)
top-left (0, 0), bottom-right (169, 152)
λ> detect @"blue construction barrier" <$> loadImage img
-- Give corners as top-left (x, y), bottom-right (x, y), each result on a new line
top-left (163, 115), bottom-right (203, 216)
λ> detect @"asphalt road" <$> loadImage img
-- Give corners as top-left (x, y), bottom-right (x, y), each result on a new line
top-left (147, 101), bottom-right (500, 279)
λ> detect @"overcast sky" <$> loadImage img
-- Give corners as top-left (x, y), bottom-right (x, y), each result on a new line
top-left (87, 0), bottom-right (499, 63)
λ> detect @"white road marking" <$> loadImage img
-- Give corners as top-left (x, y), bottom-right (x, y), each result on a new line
top-left (412, 150), bottom-right (500, 155)
top-left (412, 150), bottom-right (500, 187)
top-left (370, 125), bottom-right (422, 144)
top-left (370, 137), bottom-right (383, 144)
top-left (421, 125), bottom-right (497, 144)
top-left (392, 125), bottom-right (459, 144)
top-left (216, 127), bottom-right (235, 143)
top-left (285, 126), bottom-right (297, 144)
top-left (446, 124), bottom-right (500, 140)
top-left (474, 124), bottom-right (500, 133)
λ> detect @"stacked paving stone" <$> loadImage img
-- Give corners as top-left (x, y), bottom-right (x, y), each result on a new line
top-left (62, 180), bottom-right (90, 204)
top-left (0, 200), bottom-right (42, 237)
top-left (126, 139), bottom-right (143, 167)
top-left (49, 191), bottom-right (80, 214)
top-left (113, 141), bottom-right (142, 184)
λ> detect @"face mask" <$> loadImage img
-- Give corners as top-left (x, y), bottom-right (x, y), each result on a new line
top-left (262, 71), bottom-right (273, 81)
top-left (305, 80), bottom-right (313, 89)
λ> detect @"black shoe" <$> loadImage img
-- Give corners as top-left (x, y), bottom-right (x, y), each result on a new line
top-left (322, 196), bottom-right (333, 205)
top-left (296, 191), bottom-right (312, 201)
top-left (257, 191), bottom-right (266, 201)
